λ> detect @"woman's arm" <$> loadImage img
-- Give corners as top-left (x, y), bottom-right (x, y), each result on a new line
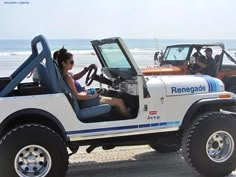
top-left (73, 68), bottom-right (88, 80)
top-left (73, 64), bottom-right (96, 80)
top-left (64, 75), bottom-right (98, 100)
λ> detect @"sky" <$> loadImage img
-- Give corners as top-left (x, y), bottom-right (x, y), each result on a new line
top-left (0, 0), bottom-right (236, 39)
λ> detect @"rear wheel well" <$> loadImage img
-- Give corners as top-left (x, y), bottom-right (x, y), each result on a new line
top-left (0, 110), bottom-right (67, 142)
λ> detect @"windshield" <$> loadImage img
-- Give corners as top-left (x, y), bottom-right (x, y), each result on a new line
top-left (98, 43), bottom-right (131, 68)
top-left (164, 46), bottom-right (190, 61)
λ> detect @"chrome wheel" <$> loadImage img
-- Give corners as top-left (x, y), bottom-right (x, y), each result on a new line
top-left (14, 145), bottom-right (52, 177)
top-left (206, 131), bottom-right (234, 163)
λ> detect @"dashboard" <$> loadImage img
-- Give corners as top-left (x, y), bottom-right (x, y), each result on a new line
top-left (101, 67), bottom-right (138, 96)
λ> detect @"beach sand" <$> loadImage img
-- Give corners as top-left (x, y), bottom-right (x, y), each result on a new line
top-left (67, 145), bottom-right (236, 177)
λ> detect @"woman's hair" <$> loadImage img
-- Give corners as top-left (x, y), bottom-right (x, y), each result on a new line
top-left (53, 50), bottom-right (59, 60)
top-left (57, 48), bottom-right (73, 69)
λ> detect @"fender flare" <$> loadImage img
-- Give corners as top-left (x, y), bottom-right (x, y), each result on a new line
top-left (180, 98), bottom-right (236, 129)
top-left (0, 108), bottom-right (67, 141)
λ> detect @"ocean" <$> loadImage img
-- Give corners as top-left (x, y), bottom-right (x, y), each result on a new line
top-left (1, 38), bottom-right (236, 81)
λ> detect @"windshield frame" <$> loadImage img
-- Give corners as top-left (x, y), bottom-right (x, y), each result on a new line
top-left (91, 38), bottom-right (138, 75)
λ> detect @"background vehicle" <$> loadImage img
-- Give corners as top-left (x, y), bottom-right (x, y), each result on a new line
top-left (142, 43), bottom-right (236, 94)
top-left (0, 35), bottom-right (236, 177)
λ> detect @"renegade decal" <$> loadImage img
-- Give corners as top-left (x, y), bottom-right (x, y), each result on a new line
top-left (171, 85), bottom-right (206, 94)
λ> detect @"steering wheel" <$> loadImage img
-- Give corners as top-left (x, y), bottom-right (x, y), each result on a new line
top-left (85, 67), bottom-right (97, 86)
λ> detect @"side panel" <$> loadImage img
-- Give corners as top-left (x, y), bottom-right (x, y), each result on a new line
top-left (0, 93), bottom-right (180, 141)
top-left (144, 77), bottom-right (167, 123)
top-left (0, 94), bottom-right (79, 132)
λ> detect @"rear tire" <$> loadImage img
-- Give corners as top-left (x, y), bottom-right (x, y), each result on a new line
top-left (182, 112), bottom-right (236, 177)
top-left (0, 124), bottom-right (68, 177)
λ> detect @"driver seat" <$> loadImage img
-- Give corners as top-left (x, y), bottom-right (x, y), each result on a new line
top-left (51, 62), bottom-right (111, 121)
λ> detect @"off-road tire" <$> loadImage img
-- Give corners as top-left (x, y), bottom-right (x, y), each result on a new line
top-left (0, 124), bottom-right (69, 177)
top-left (149, 144), bottom-right (180, 153)
top-left (182, 112), bottom-right (236, 177)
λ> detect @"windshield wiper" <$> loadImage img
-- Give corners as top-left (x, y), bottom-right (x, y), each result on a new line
top-left (173, 54), bottom-right (177, 60)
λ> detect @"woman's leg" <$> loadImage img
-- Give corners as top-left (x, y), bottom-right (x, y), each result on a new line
top-left (99, 96), bottom-right (132, 118)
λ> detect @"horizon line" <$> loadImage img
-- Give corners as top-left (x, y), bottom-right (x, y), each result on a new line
top-left (1, 37), bottom-right (236, 41)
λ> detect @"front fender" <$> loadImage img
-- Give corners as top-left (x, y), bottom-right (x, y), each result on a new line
top-left (180, 98), bottom-right (236, 129)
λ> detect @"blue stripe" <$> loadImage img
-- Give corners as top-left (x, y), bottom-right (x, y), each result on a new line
top-left (209, 77), bottom-right (214, 91)
top-left (160, 122), bottom-right (167, 126)
top-left (167, 121), bottom-right (175, 125)
top-left (151, 123), bottom-right (160, 127)
top-left (213, 79), bottom-right (217, 91)
top-left (204, 76), bottom-right (212, 92)
top-left (211, 78), bottom-right (216, 91)
top-left (66, 121), bottom-right (180, 135)
top-left (194, 75), bottom-right (220, 92)
top-left (202, 75), bottom-right (220, 92)
top-left (213, 78), bottom-right (220, 91)
top-left (202, 76), bottom-right (214, 92)
top-left (139, 124), bottom-right (150, 128)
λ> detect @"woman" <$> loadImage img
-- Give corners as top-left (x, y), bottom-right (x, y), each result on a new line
top-left (57, 48), bottom-right (132, 119)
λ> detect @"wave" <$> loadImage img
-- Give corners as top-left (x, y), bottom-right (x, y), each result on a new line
top-left (1, 48), bottom-right (235, 57)
top-left (0, 51), bottom-right (31, 56)
top-left (0, 48), bottom-right (158, 56)
top-left (0, 50), bottom-right (96, 56)
top-left (129, 48), bottom-right (157, 54)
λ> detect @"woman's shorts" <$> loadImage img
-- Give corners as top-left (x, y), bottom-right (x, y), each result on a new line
top-left (79, 97), bottom-right (101, 108)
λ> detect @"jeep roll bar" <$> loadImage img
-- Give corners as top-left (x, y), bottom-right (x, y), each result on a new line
top-left (0, 35), bottom-right (57, 97)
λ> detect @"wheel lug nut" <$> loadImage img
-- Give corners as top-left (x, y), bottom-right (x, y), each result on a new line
top-left (25, 167), bottom-right (29, 171)
top-left (33, 167), bottom-right (37, 171)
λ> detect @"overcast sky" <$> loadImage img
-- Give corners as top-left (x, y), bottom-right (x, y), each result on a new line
top-left (0, 0), bottom-right (236, 39)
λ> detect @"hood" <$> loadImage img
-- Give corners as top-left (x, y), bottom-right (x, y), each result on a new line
top-left (147, 75), bottom-right (224, 96)
top-left (142, 65), bottom-right (187, 76)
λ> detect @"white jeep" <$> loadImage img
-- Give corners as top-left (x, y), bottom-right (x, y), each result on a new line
top-left (0, 35), bottom-right (236, 177)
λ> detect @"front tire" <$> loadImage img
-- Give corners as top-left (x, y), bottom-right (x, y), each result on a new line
top-left (182, 112), bottom-right (236, 177)
top-left (0, 124), bottom-right (68, 177)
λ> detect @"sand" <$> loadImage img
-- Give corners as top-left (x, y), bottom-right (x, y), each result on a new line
top-left (67, 145), bottom-right (236, 177)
